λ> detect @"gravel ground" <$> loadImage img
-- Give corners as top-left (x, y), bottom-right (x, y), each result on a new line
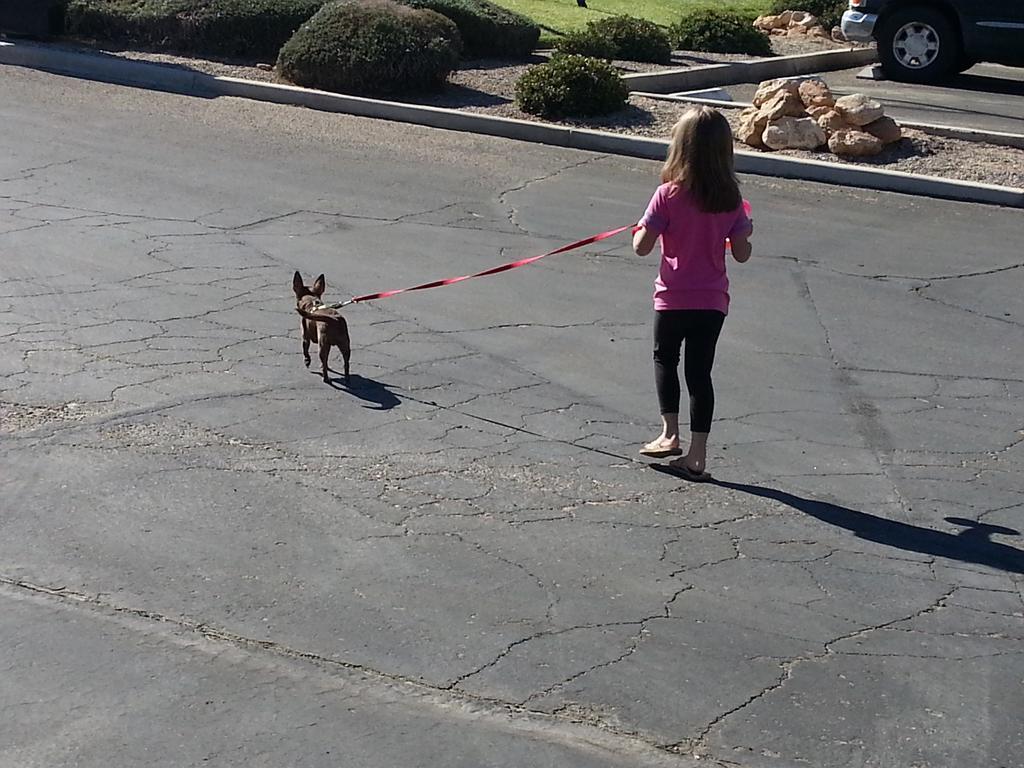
top-left (40, 38), bottom-right (1024, 189)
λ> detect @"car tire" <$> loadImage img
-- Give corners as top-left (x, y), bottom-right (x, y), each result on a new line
top-left (877, 5), bottom-right (960, 84)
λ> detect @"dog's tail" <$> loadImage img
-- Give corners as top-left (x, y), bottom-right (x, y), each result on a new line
top-left (296, 306), bottom-right (344, 323)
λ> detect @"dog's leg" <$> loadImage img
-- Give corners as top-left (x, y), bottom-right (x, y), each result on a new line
top-left (301, 328), bottom-right (311, 368)
top-left (319, 342), bottom-right (331, 383)
top-left (341, 347), bottom-right (351, 384)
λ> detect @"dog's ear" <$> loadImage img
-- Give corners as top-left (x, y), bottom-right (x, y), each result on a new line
top-left (292, 271), bottom-right (306, 298)
top-left (312, 274), bottom-right (326, 297)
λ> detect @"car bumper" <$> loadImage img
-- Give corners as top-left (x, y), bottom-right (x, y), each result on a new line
top-left (840, 10), bottom-right (878, 42)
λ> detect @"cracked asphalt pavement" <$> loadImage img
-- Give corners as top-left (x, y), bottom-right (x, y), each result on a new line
top-left (1, 66), bottom-right (1022, 768)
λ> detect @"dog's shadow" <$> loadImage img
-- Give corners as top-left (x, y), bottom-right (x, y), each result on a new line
top-left (650, 466), bottom-right (1024, 575)
top-left (320, 371), bottom-right (402, 410)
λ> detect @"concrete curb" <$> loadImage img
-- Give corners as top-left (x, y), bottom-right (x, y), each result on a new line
top-left (3, 40), bottom-right (1022, 208)
top-left (622, 47), bottom-right (878, 94)
top-left (633, 91), bottom-right (744, 109)
top-left (897, 121), bottom-right (1024, 151)
top-left (0, 39), bottom-right (210, 94)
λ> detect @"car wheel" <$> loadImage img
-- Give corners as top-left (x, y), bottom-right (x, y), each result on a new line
top-left (877, 5), bottom-right (960, 83)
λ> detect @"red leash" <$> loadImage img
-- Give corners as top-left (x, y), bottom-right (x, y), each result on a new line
top-left (331, 225), bottom-right (635, 308)
top-left (328, 200), bottom-right (750, 308)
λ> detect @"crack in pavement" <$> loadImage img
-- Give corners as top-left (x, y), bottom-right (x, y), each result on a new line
top-left (0, 575), bottom-right (718, 768)
top-left (677, 586), bottom-right (959, 757)
top-left (497, 156), bottom-right (608, 235)
top-left (910, 284), bottom-right (1023, 327)
top-left (521, 586), bottom-right (695, 708)
top-left (0, 158), bottom-right (79, 183)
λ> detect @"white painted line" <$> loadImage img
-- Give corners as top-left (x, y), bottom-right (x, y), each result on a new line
top-left (670, 88), bottom-right (734, 102)
top-left (633, 92), bottom-right (747, 109)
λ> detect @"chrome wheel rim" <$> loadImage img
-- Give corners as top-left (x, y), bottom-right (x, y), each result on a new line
top-left (893, 21), bottom-right (940, 69)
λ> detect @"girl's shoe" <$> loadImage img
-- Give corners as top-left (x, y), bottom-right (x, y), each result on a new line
top-left (640, 442), bottom-right (682, 458)
top-left (667, 459), bottom-right (712, 482)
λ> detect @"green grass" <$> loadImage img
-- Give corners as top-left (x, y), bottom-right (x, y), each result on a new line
top-left (488, 0), bottom-right (771, 44)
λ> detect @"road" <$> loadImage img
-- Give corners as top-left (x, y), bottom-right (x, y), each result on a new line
top-left (2, 65), bottom-right (1023, 768)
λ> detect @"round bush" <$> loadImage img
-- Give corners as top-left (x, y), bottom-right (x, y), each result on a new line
top-left (63, 0), bottom-right (325, 59)
top-left (669, 10), bottom-right (773, 56)
top-left (277, 0), bottom-right (461, 95)
top-left (397, 0), bottom-right (539, 58)
top-left (515, 54), bottom-right (628, 119)
top-left (554, 27), bottom-right (617, 60)
top-left (767, 0), bottom-right (845, 30)
top-left (587, 15), bottom-right (671, 64)
top-left (182, 0), bottom-right (327, 58)
top-left (64, 0), bottom-right (184, 50)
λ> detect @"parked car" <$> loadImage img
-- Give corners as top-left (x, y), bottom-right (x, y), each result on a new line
top-left (842, 0), bottom-right (1024, 82)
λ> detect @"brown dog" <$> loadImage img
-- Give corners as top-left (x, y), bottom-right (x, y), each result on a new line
top-left (292, 271), bottom-right (351, 384)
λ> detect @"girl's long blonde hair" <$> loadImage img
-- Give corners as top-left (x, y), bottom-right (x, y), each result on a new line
top-left (661, 106), bottom-right (742, 213)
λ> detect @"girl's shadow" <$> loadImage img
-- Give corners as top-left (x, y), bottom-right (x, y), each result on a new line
top-left (651, 467), bottom-right (1024, 575)
top-left (323, 371), bottom-right (401, 410)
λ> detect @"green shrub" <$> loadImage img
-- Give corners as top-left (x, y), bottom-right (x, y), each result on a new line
top-left (554, 27), bottom-right (617, 60)
top-left (63, 0), bottom-right (325, 59)
top-left (669, 9), bottom-right (773, 56)
top-left (515, 54), bottom-right (628, 119)
top-left (587, 15), bottom-right (671, 64)
top-left (183, 0), bottom-right (327, 58)
top-left (397, 0), bottom-right (538, 58)
top-left (64, 0), bottom-right (186, 49)
top-left (767, 0), bottom-right (845, 30)
top-left (49, 1), bottom-right (70, 35)
top-left (277, 0), bottom-right (461, 95)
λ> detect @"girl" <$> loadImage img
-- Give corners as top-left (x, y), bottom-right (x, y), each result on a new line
top-left (633, 106), bottom-right (753, 481)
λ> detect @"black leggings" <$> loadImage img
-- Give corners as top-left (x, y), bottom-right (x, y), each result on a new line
top-left (653, 309), bottom-right (725, 433)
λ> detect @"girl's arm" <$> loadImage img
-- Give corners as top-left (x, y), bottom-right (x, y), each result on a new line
top-left (633, 225), bottom-right (658, 256)
top-left (730, 222), bottom-right (753, 263)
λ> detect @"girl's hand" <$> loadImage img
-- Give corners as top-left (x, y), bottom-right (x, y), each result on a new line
top-left (731, 232), bottom-right (752, 263)
top-left (633, 225), bottom-right (658, 257)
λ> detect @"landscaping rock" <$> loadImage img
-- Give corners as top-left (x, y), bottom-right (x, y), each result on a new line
top-left (815, 108), bottom-right (851, 135)
top-left (798, 78), bottom-right (834, 109)
top-left (744, 77), bottom-right (896, 159)
top-left (737, 107), bottom-right (770, 148)
top-left (828, 128), bottom-right (884, 157)
top-left (753, 77), bottom-right (801, 107)
top-left (763, 116), bottom-right (827, 150)
top-left (863, 115), bottom-right (903, 144)
top-left (753, 13), bottom-right (789, 31)
top-left (754, 9), bottom-right (828, 38)
top-left (834, 93), bottom-right (885, 126)
top-left (761, 88), bottom-right (807, 120)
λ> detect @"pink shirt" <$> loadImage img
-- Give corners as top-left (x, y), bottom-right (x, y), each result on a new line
top-left (639, 184), bottom-right (751, 314)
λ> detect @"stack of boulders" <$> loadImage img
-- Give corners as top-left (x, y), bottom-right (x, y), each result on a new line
top-left (753, 10), bottom-right (830, 38)
top-left (737, 77), bottom-right (903, 157)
